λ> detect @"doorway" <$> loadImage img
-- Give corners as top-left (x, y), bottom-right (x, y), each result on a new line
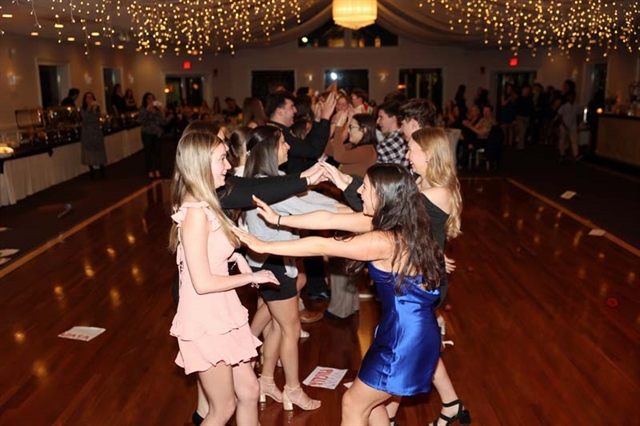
top-left (38, 64), bottom-right (70, 108)
top-left (103, 67), bottom-right (122, 115)
top-left (164, 76), bottom-right (205, 109)
top-left (495, 71), bottom-right (537, 117)
top-left (398, 68), bottom-right (443, 110)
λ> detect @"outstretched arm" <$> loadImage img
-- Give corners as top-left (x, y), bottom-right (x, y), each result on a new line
top-left (318, 162), bottom-right (364, 212)
top-left (233, 227), bottom-right (391, 262)
top-left (222, 174), bottom-right (306, 209)
top-left (252, 195), bottom-right (372, 233)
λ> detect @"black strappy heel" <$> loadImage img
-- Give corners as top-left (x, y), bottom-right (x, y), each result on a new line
top-left (390, 416), bottom-right (399, 426)
top-left (431, 400), bottom-right (471, 426)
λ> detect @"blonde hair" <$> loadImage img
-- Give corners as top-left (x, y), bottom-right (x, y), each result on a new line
top-left (411, 127), bottom-right (462, 239)
top-left (168, 131), bottom-right (238, 252)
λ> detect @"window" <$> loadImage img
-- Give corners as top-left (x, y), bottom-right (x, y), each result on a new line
top-left (324, 69), bottom-right (369, 95)
top-left (251, 71), bottom-right (295, 100)
top-left (298, 21), bottom-right (397, 48)
top-left (164, 76), bottom-right (205, 108)
top-left (398, 69), bottom-right (443, 110)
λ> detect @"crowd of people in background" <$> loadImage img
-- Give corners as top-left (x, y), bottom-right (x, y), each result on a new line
top-left (62, 75), bottom-right (584, 184)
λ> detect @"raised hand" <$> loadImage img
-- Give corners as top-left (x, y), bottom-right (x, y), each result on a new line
top-left (251, 195), bottom-right (279, 225)
top-left (321, 92), bottom-right (337, 120)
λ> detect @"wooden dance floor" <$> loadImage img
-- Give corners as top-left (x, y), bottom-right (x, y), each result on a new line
top-left (1, 178), bottom-right (638, 425)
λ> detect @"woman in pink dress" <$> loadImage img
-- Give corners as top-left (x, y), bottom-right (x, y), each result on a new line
top-left (169, 131), bottom-right (279, 426)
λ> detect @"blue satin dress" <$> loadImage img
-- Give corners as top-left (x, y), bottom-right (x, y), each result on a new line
top-left (357, 262), bottom-right (441, 396)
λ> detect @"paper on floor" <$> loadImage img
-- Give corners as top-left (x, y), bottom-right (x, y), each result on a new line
top-left (343, 381), bottom-right (353, 389)
top-left (303, 366), bottom-right (348, 390)
top-left (588, 229), bottom-right (606, 236)
top-left (0, 248), bottom-right (19, 257)
top-left (58, 326), bottom-right (106, 342)
top-left (560, 191), bottom-right (577, 199)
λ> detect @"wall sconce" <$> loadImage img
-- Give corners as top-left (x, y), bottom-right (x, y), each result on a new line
top-left (84, 73), bottom-right (93, 85)
top-left (378, 72), bottom-right (389, 83)
top-left (127, 74), bottom-right (134, 85)
top-left (305, 73), bottom-right (313, 83)
top-left (6, 72), bottom-right (20, 88)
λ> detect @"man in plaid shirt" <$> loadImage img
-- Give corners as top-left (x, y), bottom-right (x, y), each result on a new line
top-left (376, 101), bottom-right (410, 167)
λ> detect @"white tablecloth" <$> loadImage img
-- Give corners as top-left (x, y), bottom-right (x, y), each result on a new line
top-left (0, 127), bottom-right (142, 206)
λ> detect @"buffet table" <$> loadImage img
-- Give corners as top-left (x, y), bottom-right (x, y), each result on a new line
top-left (596, 114), bottom-right (640, 167)
top-left (0, 126), bottom-right (142, 206)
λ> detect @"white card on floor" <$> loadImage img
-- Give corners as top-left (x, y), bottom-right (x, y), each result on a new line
top-left (589, 229), bottom-right (606, 236)
top-left (343, 381), bottom-right (353, 389)
top-left (0, 257), bottom-right (10, 265)
top-left (0, 248), bottom-right (19, 257)
top-left (58, 326), bottom-right (106, 342)
top-left (303, 366), bottom-right (348, 389)
top-left (560, 191), bottom-right (576, 200)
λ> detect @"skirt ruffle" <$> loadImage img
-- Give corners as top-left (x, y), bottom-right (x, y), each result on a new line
top-left (175, 323), bottom-right (261, 375)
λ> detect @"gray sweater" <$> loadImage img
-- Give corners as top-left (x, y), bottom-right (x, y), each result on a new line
top-left (243, 183), bottom-right (338, 276)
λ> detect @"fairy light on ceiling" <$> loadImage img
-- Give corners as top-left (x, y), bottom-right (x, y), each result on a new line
top-left (9, 0), bottom-right (302, 57)
top-left (129, 0), bottom-right (302, 57)
top-left (6, 0), bottom-right (636, 59)
top-left (417, 0), bottom-right (640, 58)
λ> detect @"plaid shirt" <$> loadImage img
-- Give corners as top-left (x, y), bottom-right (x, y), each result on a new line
top-left (376, 129), bottom-right (409, 167)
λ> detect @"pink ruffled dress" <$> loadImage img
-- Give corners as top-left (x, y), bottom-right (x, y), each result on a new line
top-left (170, 201), bottom-right (261, 374)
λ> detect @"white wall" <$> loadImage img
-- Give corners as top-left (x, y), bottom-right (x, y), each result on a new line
top-left (1, 33), bottom-right (637, 134)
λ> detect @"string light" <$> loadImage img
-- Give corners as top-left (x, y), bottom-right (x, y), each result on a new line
top-left (418, 0), bottom-right (639, 58)
top-left (6, 0), bottom-right (636, 59)
top-left (8, 0), bottom-right (302, 57)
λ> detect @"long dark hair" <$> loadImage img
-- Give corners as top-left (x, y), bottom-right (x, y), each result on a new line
top-left (228, 126), bottom-right (252, 167)
top-left (352, 113), bottom-right (378, 147)
top-left (141, 92), bottom-right (154, 108)
top-left (242, 97), bottom-right (268, 127)
top-left (243, 125), bottom-right (282, 178)
top-left (347, 164), bottom-right (443, 294)
top-left (81, 92), bottom-right (96, 110)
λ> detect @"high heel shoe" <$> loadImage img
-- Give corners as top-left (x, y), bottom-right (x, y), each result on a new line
top-left (259, 376), bottom-right (283, 403)
top-left (431, 400), bottom-right (471, 425)
top-left (282, 384), bottom-right (321, 411)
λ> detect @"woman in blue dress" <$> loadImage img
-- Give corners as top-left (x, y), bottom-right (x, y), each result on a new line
top-left (233, 163), bottom-right (444, 425)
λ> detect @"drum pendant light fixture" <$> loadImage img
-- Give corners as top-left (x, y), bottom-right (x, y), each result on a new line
top-left (333, 0), bottom-right (377, 30)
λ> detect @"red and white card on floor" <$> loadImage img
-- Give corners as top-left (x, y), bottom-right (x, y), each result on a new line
top-left (58, 326), bottom-right (106, 342)
top-left (303, 366), bottom-right (348, 390)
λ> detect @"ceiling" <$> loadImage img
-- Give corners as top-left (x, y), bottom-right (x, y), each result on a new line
top-left (0, 0), bottom-right (637, 56)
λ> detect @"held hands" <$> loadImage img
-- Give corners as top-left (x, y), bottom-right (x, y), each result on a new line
top-left (300, 162), bottom-right (327, 186)
top-left (251, 195), bottom-right (279, 225)
top-left (318, 162), bottom-right (352, 191)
